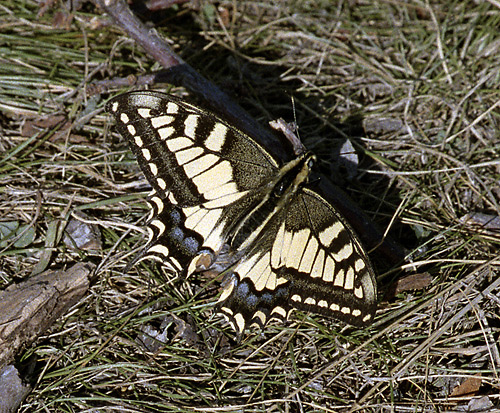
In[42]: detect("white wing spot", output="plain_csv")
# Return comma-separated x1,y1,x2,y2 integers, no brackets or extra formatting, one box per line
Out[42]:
217,275,236,303
111,102,118,112
203,221,226,253
158,126,176,140
190,160,232,186
203,181,238,201
166,136,192,151
344,267,355,290
184,114,199,138
149,162,158,176
169,257,183,272
221,307,233,316
253,311,267,325
323,256,335,283
291,294,302,303
271,306,287,318
234,313,246,334
330,303,340,311
319,221,342,246
334,242,353,261
183,206,205,224
137,108,151,118
182,153,218,177
203,190,247,209
341,306,351,314
205,123,228,151
120,113,129,123
281,229,294,267
276,277,288,286
318,300,328,308
304,297,316,305
134,136,143,147
127,125,136,135
185,208,222,241
168,192,177,204
265,271,276,290
151,115,174,128
298,236,318,274
286,229,310,269
166,102,179,114
175,146,204,166
156,178,167,190
355,258,366,272
142,148,151,161
352,309,362,317
148,244,170,258
271,222,286,268
232,254,258,281
250,253,272,291
334,268,345,287
354,285,364,299
311,249,325,279
150,219,166,236
150,196,164,214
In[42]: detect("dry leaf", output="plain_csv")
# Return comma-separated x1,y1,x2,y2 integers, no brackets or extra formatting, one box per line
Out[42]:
450,375,482,397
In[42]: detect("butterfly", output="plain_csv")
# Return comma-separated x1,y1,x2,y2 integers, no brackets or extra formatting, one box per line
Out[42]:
107,91,377,335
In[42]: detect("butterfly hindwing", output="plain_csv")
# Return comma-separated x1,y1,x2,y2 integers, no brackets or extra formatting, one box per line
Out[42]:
107,91,377,335
218,188,376,334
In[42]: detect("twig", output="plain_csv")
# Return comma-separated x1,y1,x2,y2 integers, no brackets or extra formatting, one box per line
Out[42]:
93,0,288,161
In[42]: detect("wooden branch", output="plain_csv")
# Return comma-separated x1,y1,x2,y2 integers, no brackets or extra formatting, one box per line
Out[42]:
0,262,93,370
94,0,289,161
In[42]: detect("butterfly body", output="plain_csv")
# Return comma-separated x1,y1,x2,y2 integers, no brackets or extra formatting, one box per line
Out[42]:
107,91,377,335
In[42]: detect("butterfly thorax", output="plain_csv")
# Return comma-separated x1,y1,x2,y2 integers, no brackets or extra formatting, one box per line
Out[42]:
228,152,315,253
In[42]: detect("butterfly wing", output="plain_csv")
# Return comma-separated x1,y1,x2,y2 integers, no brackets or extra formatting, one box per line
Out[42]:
107,91,279,271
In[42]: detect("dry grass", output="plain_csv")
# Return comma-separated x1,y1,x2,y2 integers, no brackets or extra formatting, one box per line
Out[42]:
1,0,499,411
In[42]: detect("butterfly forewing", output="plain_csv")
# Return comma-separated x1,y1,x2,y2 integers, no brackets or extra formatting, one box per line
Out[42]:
108,92,278,269
107,91,377,335
285,188,376,324
108,92,278,206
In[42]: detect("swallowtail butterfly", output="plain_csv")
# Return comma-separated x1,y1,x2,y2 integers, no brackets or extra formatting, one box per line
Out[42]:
107,91,377,335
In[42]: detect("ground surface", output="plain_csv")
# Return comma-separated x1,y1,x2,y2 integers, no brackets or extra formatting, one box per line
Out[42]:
0,1,499,411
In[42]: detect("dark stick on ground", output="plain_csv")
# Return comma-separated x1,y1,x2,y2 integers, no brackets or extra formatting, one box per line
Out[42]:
93,0,288,161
